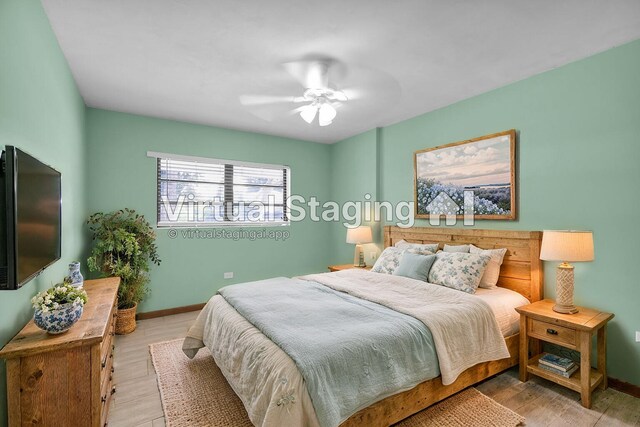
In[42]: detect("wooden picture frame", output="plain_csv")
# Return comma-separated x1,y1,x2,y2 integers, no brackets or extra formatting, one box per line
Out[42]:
414,129,516,220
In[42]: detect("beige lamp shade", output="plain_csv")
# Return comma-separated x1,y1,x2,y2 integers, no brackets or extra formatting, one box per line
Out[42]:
346,226,373,244
540,230,594,262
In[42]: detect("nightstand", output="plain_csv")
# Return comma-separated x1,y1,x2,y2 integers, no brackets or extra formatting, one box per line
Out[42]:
328,264,372,272
515,299,614,409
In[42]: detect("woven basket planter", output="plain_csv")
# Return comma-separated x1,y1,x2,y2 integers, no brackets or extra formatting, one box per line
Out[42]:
115,303,138,335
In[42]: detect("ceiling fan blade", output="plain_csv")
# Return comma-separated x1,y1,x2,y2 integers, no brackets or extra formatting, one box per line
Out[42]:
337,87,363,101
326,90,348,102
239,94,302,106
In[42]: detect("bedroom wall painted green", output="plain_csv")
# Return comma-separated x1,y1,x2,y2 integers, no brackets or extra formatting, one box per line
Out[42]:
0,0,87,424
86,109,333,313
329,129,379,264
331,39,640,386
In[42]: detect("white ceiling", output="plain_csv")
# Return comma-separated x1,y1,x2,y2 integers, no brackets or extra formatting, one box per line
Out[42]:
41,0,640,144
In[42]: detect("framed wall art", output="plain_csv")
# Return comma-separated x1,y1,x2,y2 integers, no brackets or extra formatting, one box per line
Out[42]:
414,129,516,220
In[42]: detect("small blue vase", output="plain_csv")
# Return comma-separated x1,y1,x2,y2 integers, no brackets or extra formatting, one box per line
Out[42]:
68,262,84,288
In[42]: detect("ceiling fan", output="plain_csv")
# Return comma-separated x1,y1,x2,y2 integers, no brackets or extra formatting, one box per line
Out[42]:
239,58,352,127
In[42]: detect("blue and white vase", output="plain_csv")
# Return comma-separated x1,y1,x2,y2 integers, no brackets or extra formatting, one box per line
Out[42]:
34,303,84,334
67,262,84,288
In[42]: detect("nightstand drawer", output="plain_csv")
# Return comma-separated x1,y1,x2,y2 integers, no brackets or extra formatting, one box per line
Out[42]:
528,319,577,348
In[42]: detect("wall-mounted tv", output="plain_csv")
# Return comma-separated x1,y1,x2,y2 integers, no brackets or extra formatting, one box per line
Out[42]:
0,146,61,290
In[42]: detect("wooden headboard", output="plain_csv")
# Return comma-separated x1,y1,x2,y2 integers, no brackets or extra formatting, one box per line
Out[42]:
384,226,544,302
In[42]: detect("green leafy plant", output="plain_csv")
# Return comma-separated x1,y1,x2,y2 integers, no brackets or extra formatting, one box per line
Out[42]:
31,282,88,312
87,209,161,309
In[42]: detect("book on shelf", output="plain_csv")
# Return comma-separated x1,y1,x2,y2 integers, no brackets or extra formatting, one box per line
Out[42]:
538,362,579,378
539,358,576,372
538,353,576,372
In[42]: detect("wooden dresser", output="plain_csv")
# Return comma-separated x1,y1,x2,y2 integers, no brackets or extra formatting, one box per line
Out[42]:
0,277,120,427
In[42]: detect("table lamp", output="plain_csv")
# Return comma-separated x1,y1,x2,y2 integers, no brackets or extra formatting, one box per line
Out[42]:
346,226,373,267
540,230,594,314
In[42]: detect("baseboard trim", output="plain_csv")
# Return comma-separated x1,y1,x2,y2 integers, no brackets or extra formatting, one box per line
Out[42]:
609,377,640,398
136,303,206,320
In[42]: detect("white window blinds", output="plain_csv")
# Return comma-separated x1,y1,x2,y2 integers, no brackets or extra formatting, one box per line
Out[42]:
150,152,290,227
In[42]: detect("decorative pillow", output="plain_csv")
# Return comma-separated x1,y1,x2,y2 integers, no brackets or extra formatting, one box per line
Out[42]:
371,247,406,274
395,239,438,254
393,253,437,282
443,244,470,253
427,252,491,293
469,245,508,289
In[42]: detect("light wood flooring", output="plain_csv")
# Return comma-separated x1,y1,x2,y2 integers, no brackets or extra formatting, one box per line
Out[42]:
109,311,640,427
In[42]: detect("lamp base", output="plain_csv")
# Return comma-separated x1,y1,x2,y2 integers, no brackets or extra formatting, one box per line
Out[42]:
353,244,366,267
552,303,579,314
553,262,579,314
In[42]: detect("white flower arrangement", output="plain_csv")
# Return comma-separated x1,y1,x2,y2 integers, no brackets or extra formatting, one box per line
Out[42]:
31,282,88,313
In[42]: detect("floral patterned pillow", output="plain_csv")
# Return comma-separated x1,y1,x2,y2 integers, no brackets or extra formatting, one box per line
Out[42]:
427,252,491,293
394,240,439,255
371,247,407,274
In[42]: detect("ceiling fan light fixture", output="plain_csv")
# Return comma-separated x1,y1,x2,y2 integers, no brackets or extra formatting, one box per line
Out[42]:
318,102,337,126
300,104,318,124
241,57,353,127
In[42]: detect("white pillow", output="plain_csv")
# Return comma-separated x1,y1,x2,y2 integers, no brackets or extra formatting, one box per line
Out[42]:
469,245,508,289
394,239,438,254
443,244,470,253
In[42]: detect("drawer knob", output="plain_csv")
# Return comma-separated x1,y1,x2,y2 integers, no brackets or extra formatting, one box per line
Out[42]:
101,360,106,369
546,328,558,335
111,367,115,374
101,395,107,403
111,386,117,395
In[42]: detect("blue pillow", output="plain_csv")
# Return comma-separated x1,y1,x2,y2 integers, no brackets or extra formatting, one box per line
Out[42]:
393,252,437,282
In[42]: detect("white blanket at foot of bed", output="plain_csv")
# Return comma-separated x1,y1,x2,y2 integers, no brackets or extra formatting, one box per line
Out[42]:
183,295,321,427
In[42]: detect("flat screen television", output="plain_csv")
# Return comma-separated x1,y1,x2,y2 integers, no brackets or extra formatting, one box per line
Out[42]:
0,146,61,290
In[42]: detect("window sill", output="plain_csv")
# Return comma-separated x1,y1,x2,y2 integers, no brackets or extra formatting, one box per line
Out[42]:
156,222,290,228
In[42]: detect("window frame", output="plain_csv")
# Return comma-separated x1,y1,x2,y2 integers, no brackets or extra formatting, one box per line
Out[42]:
149,151,291,228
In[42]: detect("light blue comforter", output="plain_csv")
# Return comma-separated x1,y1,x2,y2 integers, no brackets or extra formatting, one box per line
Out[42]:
218,277,439,427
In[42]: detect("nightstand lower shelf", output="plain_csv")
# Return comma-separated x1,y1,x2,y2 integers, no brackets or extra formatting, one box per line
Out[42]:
527,353,604,393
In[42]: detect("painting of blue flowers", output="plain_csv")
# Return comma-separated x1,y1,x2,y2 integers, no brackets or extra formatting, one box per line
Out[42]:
414,130,516,220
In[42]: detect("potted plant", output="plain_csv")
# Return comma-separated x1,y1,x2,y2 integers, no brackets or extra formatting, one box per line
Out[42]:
31,281,88,334
87,209,161,334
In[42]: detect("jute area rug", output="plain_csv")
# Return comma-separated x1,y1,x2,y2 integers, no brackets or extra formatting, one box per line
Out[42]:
149,339,525,427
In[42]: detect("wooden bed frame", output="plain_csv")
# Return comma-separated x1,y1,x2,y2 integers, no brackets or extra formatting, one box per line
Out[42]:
340,226,544,427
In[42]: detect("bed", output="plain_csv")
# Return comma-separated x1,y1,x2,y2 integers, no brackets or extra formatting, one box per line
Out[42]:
183,227,543,427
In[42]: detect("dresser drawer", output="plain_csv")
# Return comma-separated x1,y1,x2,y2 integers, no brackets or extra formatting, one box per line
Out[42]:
100,341,115,388
101,303,116,358
101,329,114,361
100,374,116,427
528,319,577,348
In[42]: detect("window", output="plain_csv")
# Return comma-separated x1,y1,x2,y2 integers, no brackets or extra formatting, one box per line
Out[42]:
151,152,290,227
